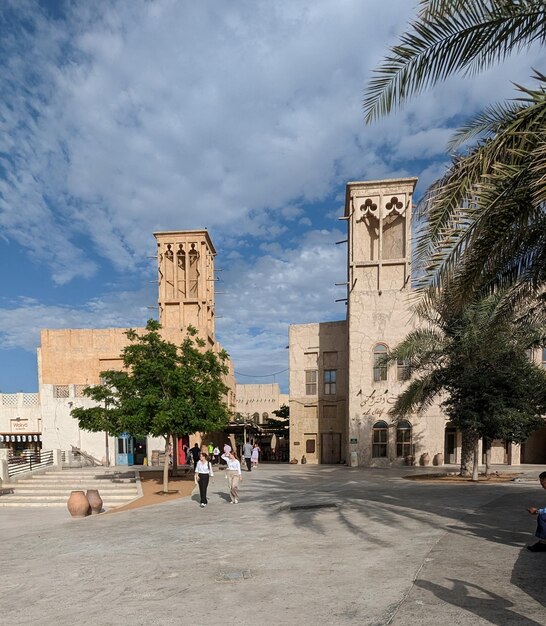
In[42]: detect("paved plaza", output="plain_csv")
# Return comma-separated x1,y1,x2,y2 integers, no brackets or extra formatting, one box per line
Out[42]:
1,465,546,625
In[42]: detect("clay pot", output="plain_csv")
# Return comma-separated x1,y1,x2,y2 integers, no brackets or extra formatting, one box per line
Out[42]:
67,490,90,518
433,453,444,466
86,489,103,515
420,452,430,466
405,455,414,466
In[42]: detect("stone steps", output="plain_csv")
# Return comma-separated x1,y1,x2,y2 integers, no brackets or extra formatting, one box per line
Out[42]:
0,499,134,508
0,467,140,509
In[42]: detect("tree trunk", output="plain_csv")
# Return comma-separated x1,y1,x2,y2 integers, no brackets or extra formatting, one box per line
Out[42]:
162,435,171,493
460,429,476,477
484,439,491,476
172,434,178,476
472,437,479,482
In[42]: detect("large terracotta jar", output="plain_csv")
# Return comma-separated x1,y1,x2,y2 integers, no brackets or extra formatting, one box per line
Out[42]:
67,491,90,518
420,452,430,466
433,453,444,466
86,489,103,515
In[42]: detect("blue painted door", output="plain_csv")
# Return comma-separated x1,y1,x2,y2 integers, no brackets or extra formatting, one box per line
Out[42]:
116,433,134,465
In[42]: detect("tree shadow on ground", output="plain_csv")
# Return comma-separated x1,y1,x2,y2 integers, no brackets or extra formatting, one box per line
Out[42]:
242,467,545,605
415,579,544,626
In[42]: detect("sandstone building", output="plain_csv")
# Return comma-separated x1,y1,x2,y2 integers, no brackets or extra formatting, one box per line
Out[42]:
289,178,546,466
37,229,235,465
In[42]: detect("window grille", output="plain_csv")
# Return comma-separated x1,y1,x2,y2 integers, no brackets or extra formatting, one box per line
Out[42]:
1,394,17,407
22,393,39,406
53,385,70,398
74,385,87,398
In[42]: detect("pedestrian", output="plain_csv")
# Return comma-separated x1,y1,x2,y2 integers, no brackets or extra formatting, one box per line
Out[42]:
194,452,214,508
208,442,214,457
527,471,546,552
251,443,260,468
213,445,220,465
220,441,231,466
190,443,201,470
182,444,190,465
242,438,253,472
221,449,242,503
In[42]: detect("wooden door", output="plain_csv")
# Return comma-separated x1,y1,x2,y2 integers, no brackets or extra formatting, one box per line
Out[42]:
321,433,341,464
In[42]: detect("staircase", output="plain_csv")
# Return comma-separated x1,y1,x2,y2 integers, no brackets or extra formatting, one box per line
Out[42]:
0,467,140,509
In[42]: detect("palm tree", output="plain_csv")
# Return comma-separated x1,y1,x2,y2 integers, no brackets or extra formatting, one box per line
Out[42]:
414,75,546,309
364,0,546,121
363,1,546,306
385,290,546,480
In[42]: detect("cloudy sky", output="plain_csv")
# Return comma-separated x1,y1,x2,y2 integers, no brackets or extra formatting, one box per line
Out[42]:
0,0,542,393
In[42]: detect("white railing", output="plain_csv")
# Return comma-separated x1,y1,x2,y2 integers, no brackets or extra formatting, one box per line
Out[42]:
7,450,54,477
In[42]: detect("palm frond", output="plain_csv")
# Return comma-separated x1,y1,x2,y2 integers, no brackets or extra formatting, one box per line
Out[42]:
364,0,546,121
388,371,445,418
414,78,546,302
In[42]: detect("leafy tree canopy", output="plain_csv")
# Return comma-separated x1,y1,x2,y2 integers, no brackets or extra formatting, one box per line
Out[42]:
387,291,546,445
71,320,231,439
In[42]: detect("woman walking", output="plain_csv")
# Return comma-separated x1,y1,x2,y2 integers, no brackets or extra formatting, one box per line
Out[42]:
221,449,242,503
194,452,214,508
251,443,260,468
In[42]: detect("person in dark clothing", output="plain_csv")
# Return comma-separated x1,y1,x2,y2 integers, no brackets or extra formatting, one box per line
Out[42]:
242,439,253,472
527,471,546,552
190,443,201,470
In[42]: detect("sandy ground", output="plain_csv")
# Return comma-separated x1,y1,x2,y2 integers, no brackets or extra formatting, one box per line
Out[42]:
108,469,196,513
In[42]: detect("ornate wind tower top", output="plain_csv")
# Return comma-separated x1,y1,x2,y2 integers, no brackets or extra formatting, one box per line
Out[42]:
154,230,216,346
345,178,417,293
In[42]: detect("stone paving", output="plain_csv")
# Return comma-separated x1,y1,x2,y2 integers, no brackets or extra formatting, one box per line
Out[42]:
1,464,545,625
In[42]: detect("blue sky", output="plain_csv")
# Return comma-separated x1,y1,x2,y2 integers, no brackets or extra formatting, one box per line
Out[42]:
0,0,542,393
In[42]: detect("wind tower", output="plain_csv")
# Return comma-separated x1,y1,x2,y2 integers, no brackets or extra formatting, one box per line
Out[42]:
154,230,217,346
344,178,418,465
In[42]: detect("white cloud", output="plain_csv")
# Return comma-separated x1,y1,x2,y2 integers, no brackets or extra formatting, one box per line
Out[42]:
0,288,152,351
216,227,347,389
2,0,545,390
3,0,541,284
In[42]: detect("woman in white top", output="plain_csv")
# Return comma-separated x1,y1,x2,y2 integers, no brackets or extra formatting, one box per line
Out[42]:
251,443,260,468
195,452,214,507
221,450,242,503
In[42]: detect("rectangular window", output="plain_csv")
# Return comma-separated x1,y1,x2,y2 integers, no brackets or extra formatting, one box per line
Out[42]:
396,358,411,381
373,359,387,382
372,428,388,458
306,439,316,454
305,370,317,395
396,430,412,457
324,369,336,395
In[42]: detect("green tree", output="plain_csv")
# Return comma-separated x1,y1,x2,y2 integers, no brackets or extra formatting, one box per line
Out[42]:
386,292,546,479
364,1,546,307
71,320,231,492
268,403,290,435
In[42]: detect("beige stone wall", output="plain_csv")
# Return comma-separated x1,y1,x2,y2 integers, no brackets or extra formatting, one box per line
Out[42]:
235,383,287,424
289,321,348,464
40,327,141,385
37,229,235,464
288,178,525,467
